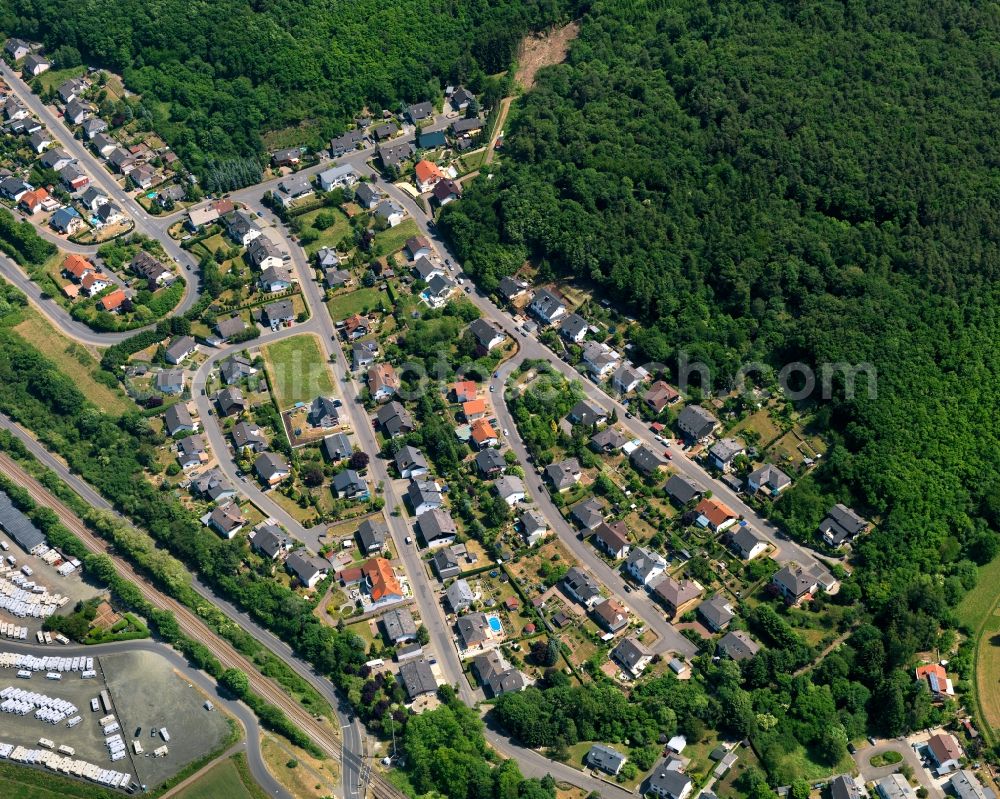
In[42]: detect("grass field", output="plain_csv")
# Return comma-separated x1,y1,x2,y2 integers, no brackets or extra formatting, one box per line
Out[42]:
297,207,351,256
374,218,419,256
36,64,86,93
262,334,335,410
956,556,1000,741
260,734,338,799
176,755,261,799
12,308,132,414
326,287,387,320
0,761,123,798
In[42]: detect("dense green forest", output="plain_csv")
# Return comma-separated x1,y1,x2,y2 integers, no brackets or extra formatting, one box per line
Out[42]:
441,0,1000,598
2,0,580,185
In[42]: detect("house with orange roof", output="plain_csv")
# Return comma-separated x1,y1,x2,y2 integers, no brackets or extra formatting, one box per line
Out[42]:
362,556,404,608
367,362,399,402
452,381,477,403
694,497,738,532
414,160,445,193
19,187,52,214
915,663,955,697
462,398,487,421
62,253,94,282
80,271,112,296
99,288,127,313
471,418,498,449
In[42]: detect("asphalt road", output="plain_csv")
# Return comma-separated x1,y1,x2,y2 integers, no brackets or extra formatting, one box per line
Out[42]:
0,638,290,798
854,739,943,799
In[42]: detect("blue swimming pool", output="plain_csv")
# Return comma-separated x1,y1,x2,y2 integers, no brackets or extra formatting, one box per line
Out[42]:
487,615,503,634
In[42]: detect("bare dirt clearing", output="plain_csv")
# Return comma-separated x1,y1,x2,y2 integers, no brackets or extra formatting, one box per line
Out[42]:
516,21,580,90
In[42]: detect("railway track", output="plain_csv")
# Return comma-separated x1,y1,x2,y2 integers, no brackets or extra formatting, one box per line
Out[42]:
0,452,408,799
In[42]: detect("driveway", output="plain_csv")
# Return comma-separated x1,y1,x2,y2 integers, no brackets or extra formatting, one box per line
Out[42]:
853,739,944,799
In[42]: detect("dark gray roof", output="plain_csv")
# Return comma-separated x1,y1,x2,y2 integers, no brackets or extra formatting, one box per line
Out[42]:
357,518,388,552
569,400,605,426
570,497,604,529
254,451,289,481
406,101,433,121
563,566,601,603
322,432,353,461
819,503,869,545
399,658,437,699
252,524,288,559
164,403,194,434
417,509,456,543
665,474,702,505
717,630,760,661
647,763,693,799
382,607,417,642
0,492,45,551
475,448,505,475
698,595,735,630
831,776,861,799
677,404,719,441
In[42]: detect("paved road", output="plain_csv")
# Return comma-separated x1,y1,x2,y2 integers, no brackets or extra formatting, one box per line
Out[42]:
0,633,290,797
490,360,696,659
854,739,943,798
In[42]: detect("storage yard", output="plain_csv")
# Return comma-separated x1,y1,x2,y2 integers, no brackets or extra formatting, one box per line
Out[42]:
0,648,229,791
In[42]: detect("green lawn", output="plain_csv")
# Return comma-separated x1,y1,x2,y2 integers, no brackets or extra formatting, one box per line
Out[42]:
298,207,351,256
956,555,1000,744
36,65,86,93
175,756,261,799
0,761,122,798
326,287,388,321
373,218,420,256
262,334,335,410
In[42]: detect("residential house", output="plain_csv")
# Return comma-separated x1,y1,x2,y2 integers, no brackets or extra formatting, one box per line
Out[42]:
498,276,528,303
324,265,351,289
528,288,567,326
307,396,340,429
947,771,987,799
58,162,89,192
131,251,173,286
646,761,693,799
545,458,582,492
708,438,745,472
378,140,414,168
876,774,917,799
612,362,647,395
446,579,475,613
417,508,457,548
468,319,505,353
80,271,111,297
251,524,289,560
271,147,301,168
4,38,30,61
563,566,602,608
92,133,118,158
262,299,295,327
717,630,760,661
694,497,738,532
588,744,628,777
568,400,607,427
317,164,358,191
81,186,109,212
162,336,196,366
108,147,136,175
476,448,505,478
164,403,197,436
559,313,588,343
927,732,964,775
382,607,417,644
352,340,379,370
625,547,667,586
176,435,208,470
399,659,437,701
819,504,870,546
581,341,621,378
376,401,414,437
367,363,399,402
413,256,442,282
62,254,94,282
612,637,653,678
95,202,125,227
332,469,368,500
342,313,369,340
747,464,792,497
28,129,52,154
354,182,383,209
424,273,456,307
248,235,285,273
652,575,704,618
630,446,666,477
450,87,475,111
80,117,107,139
915,663,955,697
222,211,262,247
322,433,353,462
128,164,155,190
644,381,680,412
395,445,429,479
285,550,328,589
362,557,403,607
456,612,492,650
451,380,478,403
275,174,314,207
407,479,443,516
664,474,702,507
451,116,484,135
677,405,720,443
49,206,83,234
40,148,73,172
494,475,526,506
830,776,861,799
405,235,432,261
254,452,290,486
592,521,631,560
375,199,405,227
22,52,50,75
214,315,247,343
155,369,186,396
470,418,499,449
329,129,364,157
406,101,433,123
99,288,127,313
208,502,245,539
193,469,236,503
590,427,628,453
728,526,768,560
592,597,629,633
462,398,488,422
698,595,735,632
417,127,446,149
771,564,820,606
414,160,445,193
432,547,461,580
432,178,462,205
0,177,30,202
63,97,91,125
570,497,605,531
519,510,548,546
219,355,256,385
232,421,267,452
472,650,526,697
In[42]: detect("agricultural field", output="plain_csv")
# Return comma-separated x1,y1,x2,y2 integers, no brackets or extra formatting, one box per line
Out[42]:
262,334,335,410
175,755,263,799
957,556,1000,737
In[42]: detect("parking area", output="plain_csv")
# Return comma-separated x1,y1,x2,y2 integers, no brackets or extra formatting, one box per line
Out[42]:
0,648,229,790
